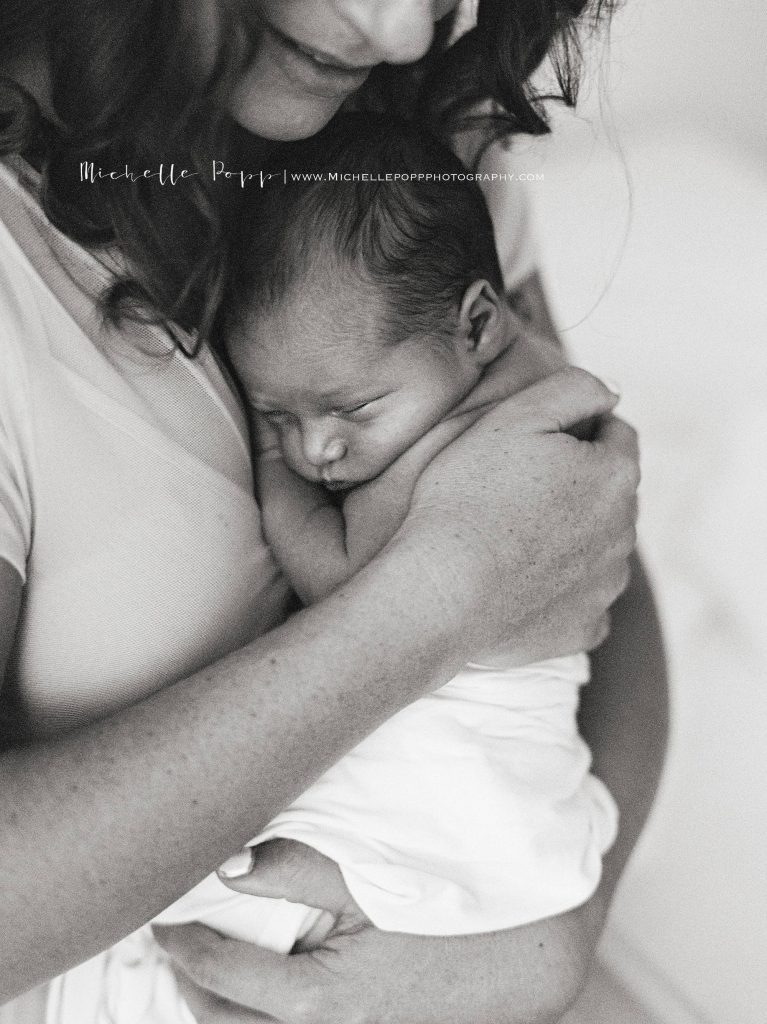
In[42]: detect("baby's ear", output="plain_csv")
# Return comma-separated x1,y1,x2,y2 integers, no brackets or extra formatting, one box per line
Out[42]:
457,280,510,366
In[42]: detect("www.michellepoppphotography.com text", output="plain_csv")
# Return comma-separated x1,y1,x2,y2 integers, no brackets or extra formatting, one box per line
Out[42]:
79,161,543,189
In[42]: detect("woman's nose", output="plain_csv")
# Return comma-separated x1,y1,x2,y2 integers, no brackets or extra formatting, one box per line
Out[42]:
302,425,348,467
336,0,437,65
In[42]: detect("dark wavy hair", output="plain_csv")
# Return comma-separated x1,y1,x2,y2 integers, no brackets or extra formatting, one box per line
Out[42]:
0,0,616,353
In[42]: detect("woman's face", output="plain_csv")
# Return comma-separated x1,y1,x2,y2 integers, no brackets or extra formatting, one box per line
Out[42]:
201,1,461,139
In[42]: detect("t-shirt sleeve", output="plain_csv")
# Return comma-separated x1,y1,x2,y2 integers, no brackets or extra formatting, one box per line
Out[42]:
0,254,35,581
480,143,539,292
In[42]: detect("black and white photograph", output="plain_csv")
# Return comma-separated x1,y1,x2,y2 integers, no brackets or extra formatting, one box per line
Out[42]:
0,2,764,1023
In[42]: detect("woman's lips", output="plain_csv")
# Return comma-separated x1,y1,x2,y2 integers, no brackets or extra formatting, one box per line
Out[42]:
263,23,373,98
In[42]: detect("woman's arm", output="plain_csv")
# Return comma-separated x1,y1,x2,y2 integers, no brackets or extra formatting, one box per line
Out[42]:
0,368,637,1003
155,643,667,1024
157,865,610,1024
0,558,22,693
582,552,669,895
152,470,667,1024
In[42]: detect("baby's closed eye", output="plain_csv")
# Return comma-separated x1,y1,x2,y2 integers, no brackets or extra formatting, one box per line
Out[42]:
333,396,388,421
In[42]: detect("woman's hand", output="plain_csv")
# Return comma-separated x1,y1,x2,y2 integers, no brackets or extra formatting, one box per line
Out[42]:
154,840,604,1024
392,365,638,666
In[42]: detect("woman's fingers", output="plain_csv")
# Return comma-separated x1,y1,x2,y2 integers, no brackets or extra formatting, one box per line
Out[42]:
585,611,612,651
217,840,364,921
155,901,601,1024
592,412,641,485
499,366,620,433
175,970,272,1024
153,922,319,1020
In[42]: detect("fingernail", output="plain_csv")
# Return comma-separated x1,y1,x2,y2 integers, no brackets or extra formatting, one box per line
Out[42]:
217,848,255,879
603,377,621,398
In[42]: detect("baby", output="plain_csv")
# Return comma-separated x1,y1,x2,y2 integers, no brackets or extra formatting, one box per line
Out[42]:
183,112,618,940
49,116,618,1024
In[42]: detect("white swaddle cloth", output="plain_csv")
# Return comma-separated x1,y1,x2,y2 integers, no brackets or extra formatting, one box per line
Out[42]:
46,654,618,1024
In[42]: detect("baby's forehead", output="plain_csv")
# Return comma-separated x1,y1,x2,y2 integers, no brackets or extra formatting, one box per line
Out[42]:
231,290,391,401
253,273,391,356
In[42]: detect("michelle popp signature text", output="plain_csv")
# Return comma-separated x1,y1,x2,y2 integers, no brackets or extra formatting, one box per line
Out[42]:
79,162,281,189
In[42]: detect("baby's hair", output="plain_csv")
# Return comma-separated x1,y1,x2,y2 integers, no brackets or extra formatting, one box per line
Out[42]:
226,113,505,347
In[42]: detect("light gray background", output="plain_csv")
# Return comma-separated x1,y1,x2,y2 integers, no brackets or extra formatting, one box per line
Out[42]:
502,3,766,1021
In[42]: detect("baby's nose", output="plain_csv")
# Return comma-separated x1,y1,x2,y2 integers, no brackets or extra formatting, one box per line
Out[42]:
303,430,348,467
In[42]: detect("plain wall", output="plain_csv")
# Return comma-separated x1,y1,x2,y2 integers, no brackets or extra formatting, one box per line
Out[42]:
506,3,767,1021
576,0,767,159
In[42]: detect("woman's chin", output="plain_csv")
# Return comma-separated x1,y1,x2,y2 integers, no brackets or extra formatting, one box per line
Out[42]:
230,85,345,141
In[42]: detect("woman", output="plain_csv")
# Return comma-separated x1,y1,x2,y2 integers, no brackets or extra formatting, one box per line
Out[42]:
0,2,666,1022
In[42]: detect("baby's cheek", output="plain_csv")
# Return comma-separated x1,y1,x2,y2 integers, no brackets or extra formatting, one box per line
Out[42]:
281,433,310,477
359,422,418,473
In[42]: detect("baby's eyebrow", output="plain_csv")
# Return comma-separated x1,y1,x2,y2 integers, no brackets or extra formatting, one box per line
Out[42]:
313,385,378,404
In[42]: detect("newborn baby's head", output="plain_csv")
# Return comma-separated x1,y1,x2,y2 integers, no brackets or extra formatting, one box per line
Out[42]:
225,114,512,489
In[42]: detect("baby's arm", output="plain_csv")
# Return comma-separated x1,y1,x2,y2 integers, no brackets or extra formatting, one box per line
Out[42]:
256,449,351,605
256,410,483,606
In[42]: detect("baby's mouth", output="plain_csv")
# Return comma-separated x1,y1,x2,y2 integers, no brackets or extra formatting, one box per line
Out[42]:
322,478,353,493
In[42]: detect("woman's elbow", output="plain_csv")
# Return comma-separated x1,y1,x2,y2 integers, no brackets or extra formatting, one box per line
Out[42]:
518,896,608,1024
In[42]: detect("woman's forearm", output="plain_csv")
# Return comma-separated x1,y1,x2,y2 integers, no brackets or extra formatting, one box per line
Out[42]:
0,533,473,1001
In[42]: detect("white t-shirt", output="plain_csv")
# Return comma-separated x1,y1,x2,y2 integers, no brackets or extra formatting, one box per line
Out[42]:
0,158,292,740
